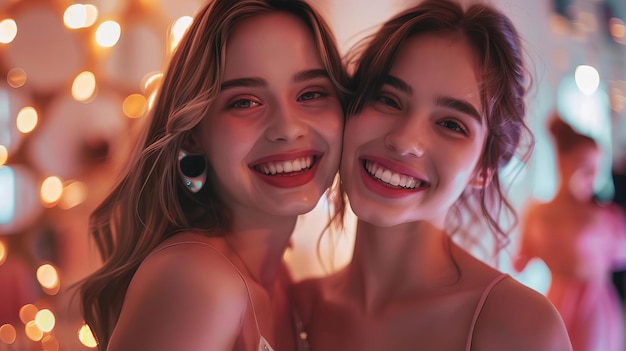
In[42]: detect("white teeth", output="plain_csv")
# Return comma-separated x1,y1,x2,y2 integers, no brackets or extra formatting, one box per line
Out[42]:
284,162,293,172
375,168,384,179
256,157,314,175
365,160,421,189
399,175,407,187
381,169,392,183
390,173,400,186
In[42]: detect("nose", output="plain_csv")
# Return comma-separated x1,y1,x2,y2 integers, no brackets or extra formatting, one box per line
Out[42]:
384,121,426,158
264,103,307,142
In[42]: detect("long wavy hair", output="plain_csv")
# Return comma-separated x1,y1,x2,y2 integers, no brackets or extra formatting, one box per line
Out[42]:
78,0,348,348
345,0,533,255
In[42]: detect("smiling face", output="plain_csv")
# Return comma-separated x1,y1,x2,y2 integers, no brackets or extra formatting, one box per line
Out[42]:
194,12,343,220
341,33,489,228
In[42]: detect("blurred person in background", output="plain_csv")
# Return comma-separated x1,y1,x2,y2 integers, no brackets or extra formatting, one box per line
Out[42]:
515,114,626,351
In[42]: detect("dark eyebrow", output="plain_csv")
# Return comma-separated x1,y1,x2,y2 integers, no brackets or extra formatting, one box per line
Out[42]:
293,69,330,83
220,69,329,91
383,75,481,123
220,77,266,91
436,96,482,124
383,75,413,95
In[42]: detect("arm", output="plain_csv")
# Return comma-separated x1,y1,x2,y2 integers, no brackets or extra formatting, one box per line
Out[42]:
107,244,248,351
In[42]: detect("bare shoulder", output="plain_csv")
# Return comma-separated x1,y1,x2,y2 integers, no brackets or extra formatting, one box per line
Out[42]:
472,275,572,351
108,233,248,351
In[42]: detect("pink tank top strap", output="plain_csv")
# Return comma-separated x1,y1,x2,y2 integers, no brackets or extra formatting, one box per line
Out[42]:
465,273,509,351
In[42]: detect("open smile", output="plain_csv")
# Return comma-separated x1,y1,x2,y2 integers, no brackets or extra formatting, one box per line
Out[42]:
252,156,316,175
249,153,321,188
363,160,426,189
359,158,430,197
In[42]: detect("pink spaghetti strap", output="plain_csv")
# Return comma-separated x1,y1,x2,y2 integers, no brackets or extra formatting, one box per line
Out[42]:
465,273,509,351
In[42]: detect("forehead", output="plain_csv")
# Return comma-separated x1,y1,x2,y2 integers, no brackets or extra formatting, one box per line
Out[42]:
388,33,482,110
223,12,323,80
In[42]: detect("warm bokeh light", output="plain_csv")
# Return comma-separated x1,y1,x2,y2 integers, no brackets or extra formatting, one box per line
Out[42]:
0,324,16,344
35,309,55,333
550,13,569,36
19,304,39,325
169,16,193,51
95,20,121,47
0,145,7,166
123,93,147,118
78,323,97,348
610,86,625,112
64,4,87,29
72,71,97,102
42,334,60,351
41,176,63,205
59,180,88,209
25,320,43,341
7,67,27,88
36,263,60,290
609,17,625,41
0,240,6,266
64,4,99,29
574,65,600,95
84,5,99,27
16,106,38,134
0,19,17,44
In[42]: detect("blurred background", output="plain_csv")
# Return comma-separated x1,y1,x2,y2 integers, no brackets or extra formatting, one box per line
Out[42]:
0,0,624,349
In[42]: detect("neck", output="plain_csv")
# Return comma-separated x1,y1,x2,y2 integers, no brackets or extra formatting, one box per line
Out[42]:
346,219,460,312
225,214,298,288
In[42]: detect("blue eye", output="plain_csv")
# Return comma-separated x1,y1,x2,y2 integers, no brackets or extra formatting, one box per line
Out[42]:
230,99,260,109
298,91,327,101
438,120,468,135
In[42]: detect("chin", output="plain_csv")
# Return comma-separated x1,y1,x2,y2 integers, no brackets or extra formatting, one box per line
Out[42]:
350,206,402,228
279,199,320,216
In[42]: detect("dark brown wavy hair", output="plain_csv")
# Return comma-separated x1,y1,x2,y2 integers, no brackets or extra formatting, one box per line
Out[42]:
78,0,348,348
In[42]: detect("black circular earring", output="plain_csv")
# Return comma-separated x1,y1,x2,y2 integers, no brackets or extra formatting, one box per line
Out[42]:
178,150,207,193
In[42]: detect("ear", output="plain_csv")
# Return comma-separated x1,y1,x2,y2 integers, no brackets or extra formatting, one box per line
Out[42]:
181,130,204,155
469,167,494,189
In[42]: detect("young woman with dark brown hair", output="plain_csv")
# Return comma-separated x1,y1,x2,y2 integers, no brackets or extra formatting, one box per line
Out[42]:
295,1,572,350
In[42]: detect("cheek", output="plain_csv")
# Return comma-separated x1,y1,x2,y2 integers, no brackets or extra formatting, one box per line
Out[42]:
341,122,365,163
438,144,482,185
321,115,344,151
205,118,253,151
